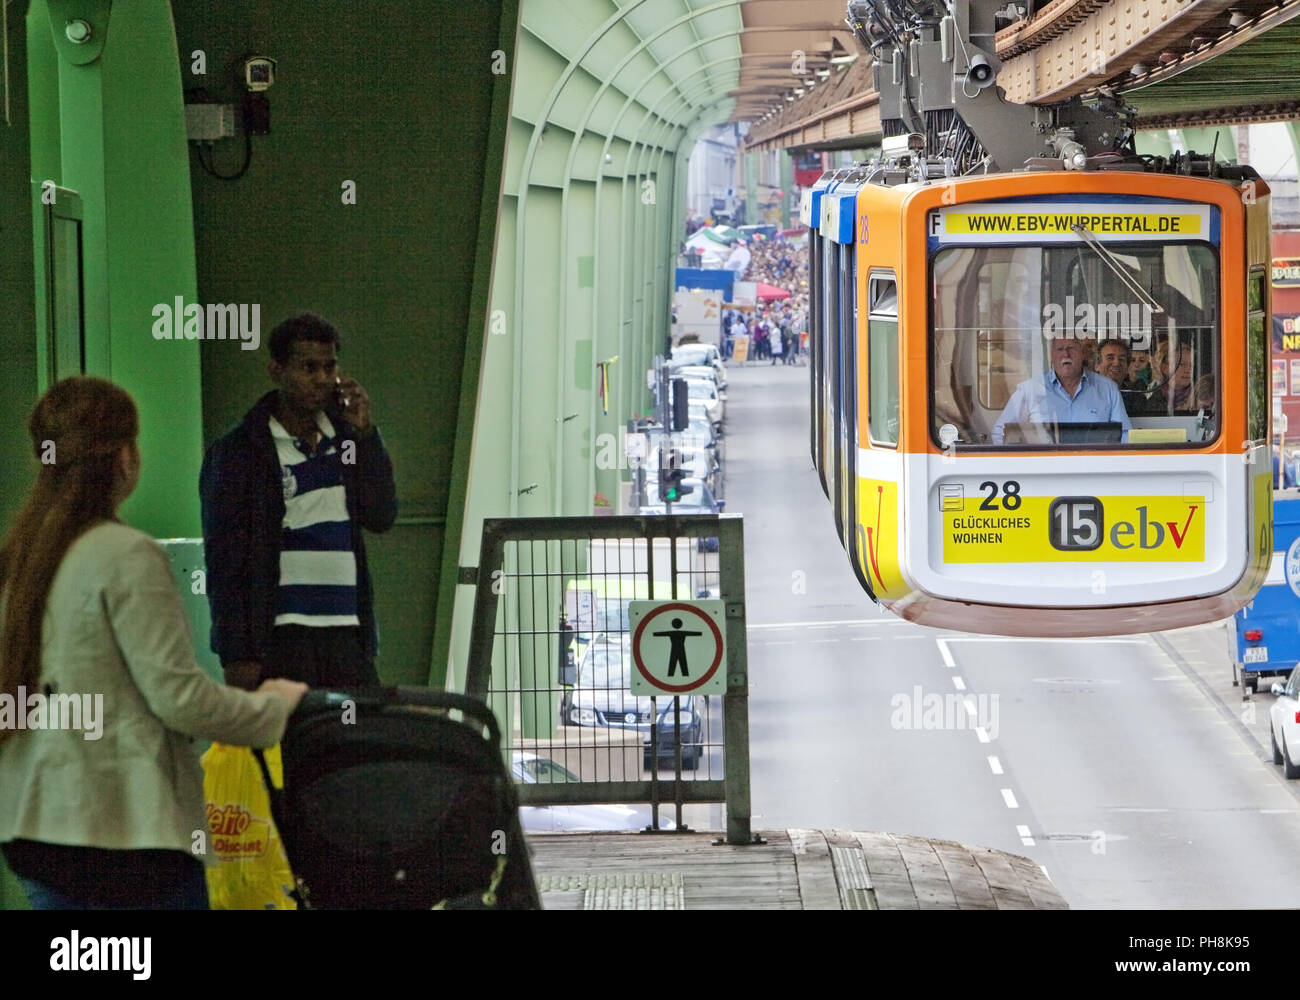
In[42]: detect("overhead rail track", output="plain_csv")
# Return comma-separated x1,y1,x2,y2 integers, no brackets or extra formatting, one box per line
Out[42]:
746,0,1300,152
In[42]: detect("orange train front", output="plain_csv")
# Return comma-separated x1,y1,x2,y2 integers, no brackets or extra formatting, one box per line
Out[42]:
804,163,1273,637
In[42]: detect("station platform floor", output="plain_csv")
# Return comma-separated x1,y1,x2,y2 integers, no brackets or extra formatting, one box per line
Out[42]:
527,828,1068,910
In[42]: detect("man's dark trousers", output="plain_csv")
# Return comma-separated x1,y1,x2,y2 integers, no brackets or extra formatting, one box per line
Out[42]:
262,625,381,688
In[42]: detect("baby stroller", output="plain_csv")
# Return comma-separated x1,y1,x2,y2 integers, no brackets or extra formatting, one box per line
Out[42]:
254,687,540,909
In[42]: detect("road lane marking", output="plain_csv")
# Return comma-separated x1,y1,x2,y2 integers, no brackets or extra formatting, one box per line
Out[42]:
988,756,1003,775
975,726,991,743
1001,788,1019,809
1017,824,1035,846
953,676,967,691
936,639,955,667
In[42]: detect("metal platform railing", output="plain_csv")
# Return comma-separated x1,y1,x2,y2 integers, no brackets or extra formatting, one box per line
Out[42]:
464,514,752,844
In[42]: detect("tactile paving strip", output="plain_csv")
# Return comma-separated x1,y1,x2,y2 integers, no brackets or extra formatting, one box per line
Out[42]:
537,873,685,910
831,845,877,910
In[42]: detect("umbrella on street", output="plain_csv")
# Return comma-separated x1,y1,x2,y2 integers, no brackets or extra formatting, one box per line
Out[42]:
754,282,792,301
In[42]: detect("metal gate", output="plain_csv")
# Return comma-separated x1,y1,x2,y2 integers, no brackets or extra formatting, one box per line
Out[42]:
464,514,751,843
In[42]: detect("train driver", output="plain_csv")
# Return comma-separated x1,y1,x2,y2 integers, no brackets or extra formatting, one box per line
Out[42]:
990,336,1132,445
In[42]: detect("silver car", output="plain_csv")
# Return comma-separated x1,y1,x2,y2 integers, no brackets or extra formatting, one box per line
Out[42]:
1270,665,1300,779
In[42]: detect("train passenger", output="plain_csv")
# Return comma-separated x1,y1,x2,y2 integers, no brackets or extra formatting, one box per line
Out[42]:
990,337,1131,445
1140,338,1197,414
1096,337,1150,416
0,377,307,909
1128,347,1152,388
1095,338,1130,386
200,313,398,692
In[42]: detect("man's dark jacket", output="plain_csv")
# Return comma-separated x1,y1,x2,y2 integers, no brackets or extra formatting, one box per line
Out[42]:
199,390,398,667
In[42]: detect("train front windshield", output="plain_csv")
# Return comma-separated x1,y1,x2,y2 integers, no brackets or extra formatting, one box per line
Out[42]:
930,240,1219,449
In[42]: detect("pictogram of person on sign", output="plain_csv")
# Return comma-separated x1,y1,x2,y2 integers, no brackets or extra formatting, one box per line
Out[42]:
653,617,702,676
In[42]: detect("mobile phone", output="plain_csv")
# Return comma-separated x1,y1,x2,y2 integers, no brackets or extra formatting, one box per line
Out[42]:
334,377,350,409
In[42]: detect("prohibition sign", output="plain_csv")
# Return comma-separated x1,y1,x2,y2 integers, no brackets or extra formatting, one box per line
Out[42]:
629,601,725,695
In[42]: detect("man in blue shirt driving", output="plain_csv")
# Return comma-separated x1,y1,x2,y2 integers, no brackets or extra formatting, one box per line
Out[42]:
991,337,1131,445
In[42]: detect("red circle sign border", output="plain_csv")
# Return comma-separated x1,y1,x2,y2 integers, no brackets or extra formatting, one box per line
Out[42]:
631,602,724,694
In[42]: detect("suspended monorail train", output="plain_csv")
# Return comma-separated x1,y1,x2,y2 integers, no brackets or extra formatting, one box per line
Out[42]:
804,156,1273,636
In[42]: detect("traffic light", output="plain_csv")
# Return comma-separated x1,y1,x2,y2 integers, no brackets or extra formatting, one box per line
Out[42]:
671,378,690,432
659,448,694,502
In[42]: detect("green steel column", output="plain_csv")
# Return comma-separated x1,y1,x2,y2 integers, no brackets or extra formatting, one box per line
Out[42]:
779,149,794,229
1285,122,1300,175
28,0,200,538
430,0,519,689
743,147,758,227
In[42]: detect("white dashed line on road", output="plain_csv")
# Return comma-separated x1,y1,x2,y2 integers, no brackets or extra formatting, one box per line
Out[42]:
988,756,1003,775
975,726,991,743
1001,788,1019,809
1017,824,1035,846
953,676,967,691
936,639,955,667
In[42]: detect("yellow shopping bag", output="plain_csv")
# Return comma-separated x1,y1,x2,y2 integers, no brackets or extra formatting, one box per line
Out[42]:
200,742,297,910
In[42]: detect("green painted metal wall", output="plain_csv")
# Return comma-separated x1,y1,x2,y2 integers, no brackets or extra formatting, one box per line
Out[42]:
445,0,741,728
0,0,518,906
25,0,202,537
173,0,519,687
0,0,37,912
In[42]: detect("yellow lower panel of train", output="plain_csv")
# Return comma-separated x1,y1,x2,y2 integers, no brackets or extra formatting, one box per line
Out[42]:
941,494,1206,563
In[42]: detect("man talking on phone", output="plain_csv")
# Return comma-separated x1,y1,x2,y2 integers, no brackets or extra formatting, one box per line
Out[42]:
200,313,398,690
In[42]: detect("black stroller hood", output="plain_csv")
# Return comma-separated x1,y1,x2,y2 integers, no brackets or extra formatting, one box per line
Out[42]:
257,688,540,909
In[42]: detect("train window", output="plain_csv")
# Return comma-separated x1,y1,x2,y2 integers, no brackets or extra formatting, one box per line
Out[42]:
1247,267,1267,443
868,275,899,447
931,242,1219,448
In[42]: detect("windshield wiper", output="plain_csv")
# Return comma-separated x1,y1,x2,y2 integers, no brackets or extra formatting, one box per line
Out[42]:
1069,224,1166,316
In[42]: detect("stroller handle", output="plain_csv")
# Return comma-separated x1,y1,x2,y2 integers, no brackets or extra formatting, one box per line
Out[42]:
290,687,502,748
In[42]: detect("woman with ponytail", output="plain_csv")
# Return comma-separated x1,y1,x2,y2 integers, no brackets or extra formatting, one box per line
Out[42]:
0,377,307,909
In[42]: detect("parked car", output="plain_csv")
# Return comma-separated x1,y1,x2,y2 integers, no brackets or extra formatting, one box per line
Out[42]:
681,377,724,425
1269,665,1300,779
670,343,726,383
511,752,675,831
566,636,704,769
671,363,726,391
